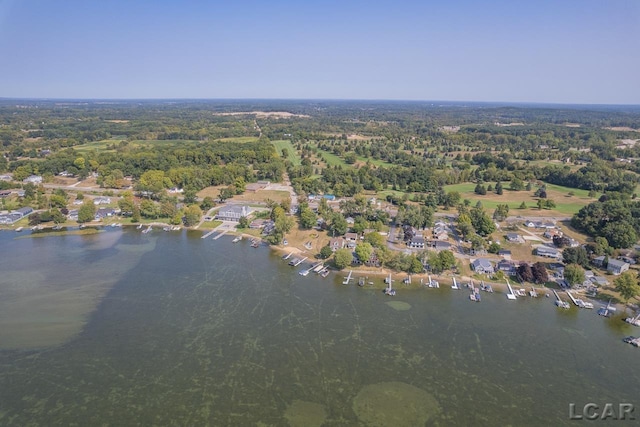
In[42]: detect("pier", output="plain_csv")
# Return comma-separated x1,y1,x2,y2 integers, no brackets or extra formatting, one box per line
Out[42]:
213,230,228,240
342,270,353,285
201,229,217,239
552,290,570,309
282,252,292,260
292,256,307,267
506,280,517,300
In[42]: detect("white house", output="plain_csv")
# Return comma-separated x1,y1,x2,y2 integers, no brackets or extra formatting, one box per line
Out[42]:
607,259,630,276
23,175,43,184
216,205,253,222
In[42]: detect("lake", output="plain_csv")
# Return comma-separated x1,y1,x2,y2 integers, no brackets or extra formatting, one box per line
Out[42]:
0,229,638,426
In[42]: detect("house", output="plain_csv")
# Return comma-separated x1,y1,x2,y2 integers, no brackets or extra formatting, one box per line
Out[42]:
216,205,253,222
592,256,606,268
0,174,12,181
471,258,494,274
262,221,276,235
58,170,74,177
246,182,269,192
95,207,115,220
93,196,111,205
498,249,512,259
497,259,516,274
329,237,345,252
346,216,355,225
16,206,33,217
591,276,609,286
433,241,452,251
543,229,560,239
407,236,426,249
403,225,422,242
525,221,538,228
23,175,43,184
68,209,79,221
345,232,358,248
364,251,381,267
607,259,630,275
0,190,11,198
168,187,184,194
506,233,524,243
535,246,561,259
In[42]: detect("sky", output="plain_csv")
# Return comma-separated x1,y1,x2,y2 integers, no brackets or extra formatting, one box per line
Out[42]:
0,0,638,104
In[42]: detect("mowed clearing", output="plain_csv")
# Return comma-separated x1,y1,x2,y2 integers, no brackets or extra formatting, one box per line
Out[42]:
271,140,302,166
443,182,598,215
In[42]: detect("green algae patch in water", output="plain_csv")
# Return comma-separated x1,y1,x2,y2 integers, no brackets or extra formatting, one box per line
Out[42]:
385,301,411,311
353,382,440,427
283,400,327,427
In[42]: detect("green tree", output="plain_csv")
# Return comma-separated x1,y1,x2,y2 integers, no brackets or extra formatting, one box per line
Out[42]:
614,271,640,303
334,248,353,269
137,170,171,196
183,205,202,227
131,205,141,223
49,194,67,209
519,201,527,209
218,186,235,202
495,181,503,195
438,250,456,270
319,245,333,259
509,177,524,191
140,199,160,219
77,200,96,223
602,221,638,249
200,196,215,211
238,216,249,229
364,232,385,248
299,206,317,229
329,212,348,236
562,246,589,267
50,208,66,225
492,204,509,221
564,264,586,286
409,255,424,273
355,243,373,264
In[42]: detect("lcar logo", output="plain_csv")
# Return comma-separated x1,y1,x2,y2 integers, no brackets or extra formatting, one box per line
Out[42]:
569,403,635,421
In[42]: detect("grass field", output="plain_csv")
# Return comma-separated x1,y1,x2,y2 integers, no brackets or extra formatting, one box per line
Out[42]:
74,139,120,153
442,181,597,215
271,140,302,166
317,149,347,167
215,136,260,143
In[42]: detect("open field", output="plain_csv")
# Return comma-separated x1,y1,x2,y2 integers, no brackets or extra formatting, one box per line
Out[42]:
197,186,291,204
73,139,120,153
198,220,223,229
214,136,260,143
443,182,596,215
317,149,347,167
271,140,302,166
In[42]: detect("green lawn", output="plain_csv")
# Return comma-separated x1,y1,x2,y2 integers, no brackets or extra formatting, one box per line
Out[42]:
317,149,347,167
74,139,121,153
271,140,302,166
215,136,260,143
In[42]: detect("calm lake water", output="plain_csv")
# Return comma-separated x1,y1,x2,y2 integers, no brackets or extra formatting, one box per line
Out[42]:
0,229,638,426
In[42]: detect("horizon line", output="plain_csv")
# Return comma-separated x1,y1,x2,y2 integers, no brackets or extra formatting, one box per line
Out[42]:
1,97,639,108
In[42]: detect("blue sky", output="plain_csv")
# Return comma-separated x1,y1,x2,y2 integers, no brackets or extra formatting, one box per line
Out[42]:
0,0,638,103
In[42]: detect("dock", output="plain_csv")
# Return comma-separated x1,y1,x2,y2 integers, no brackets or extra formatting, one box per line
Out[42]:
384,273,396,295
282,252,292,260
552,290,570,309
567,291,594,309
342,270,353,285
506,280,517,300
292,256,307,267
427,275,439,288
311,262,324,273
452,277,460,290
213,230,228,240
201,229,217,239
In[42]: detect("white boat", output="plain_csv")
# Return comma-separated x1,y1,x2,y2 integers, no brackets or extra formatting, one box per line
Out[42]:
142,226,152,234
15,227,23,232
232,235,242,243
515,288,527,297
624,312,640,326
136,224,143,229
428,275,439,288
552,290,570,309
299,269,310,276
529,288,538,298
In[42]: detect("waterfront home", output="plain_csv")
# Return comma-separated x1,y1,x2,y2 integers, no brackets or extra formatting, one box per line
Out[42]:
408,236,426,249
592,256,606,268
23,175,43,184
497,259,516,275
535,246,561,259
16,206,33,217
506,233,524,243
345,232,358,248
330,237,345,252
498,249,512,259
95,208,116,220
68,209,79,221
249,219,268,229
471,258,495,274
216,205,253,222
606,259,630,276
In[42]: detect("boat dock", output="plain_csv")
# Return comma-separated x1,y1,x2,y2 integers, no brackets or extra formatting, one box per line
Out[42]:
213,230,228,240
290,256,307,267
624,312,640,326
343,270,353,285
552,290,570,309
311,262,324,273
384,273,396,296
282,252,292,260
452,277,460,290
506,280,517,300
427,275,440,288
201,229,217,239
